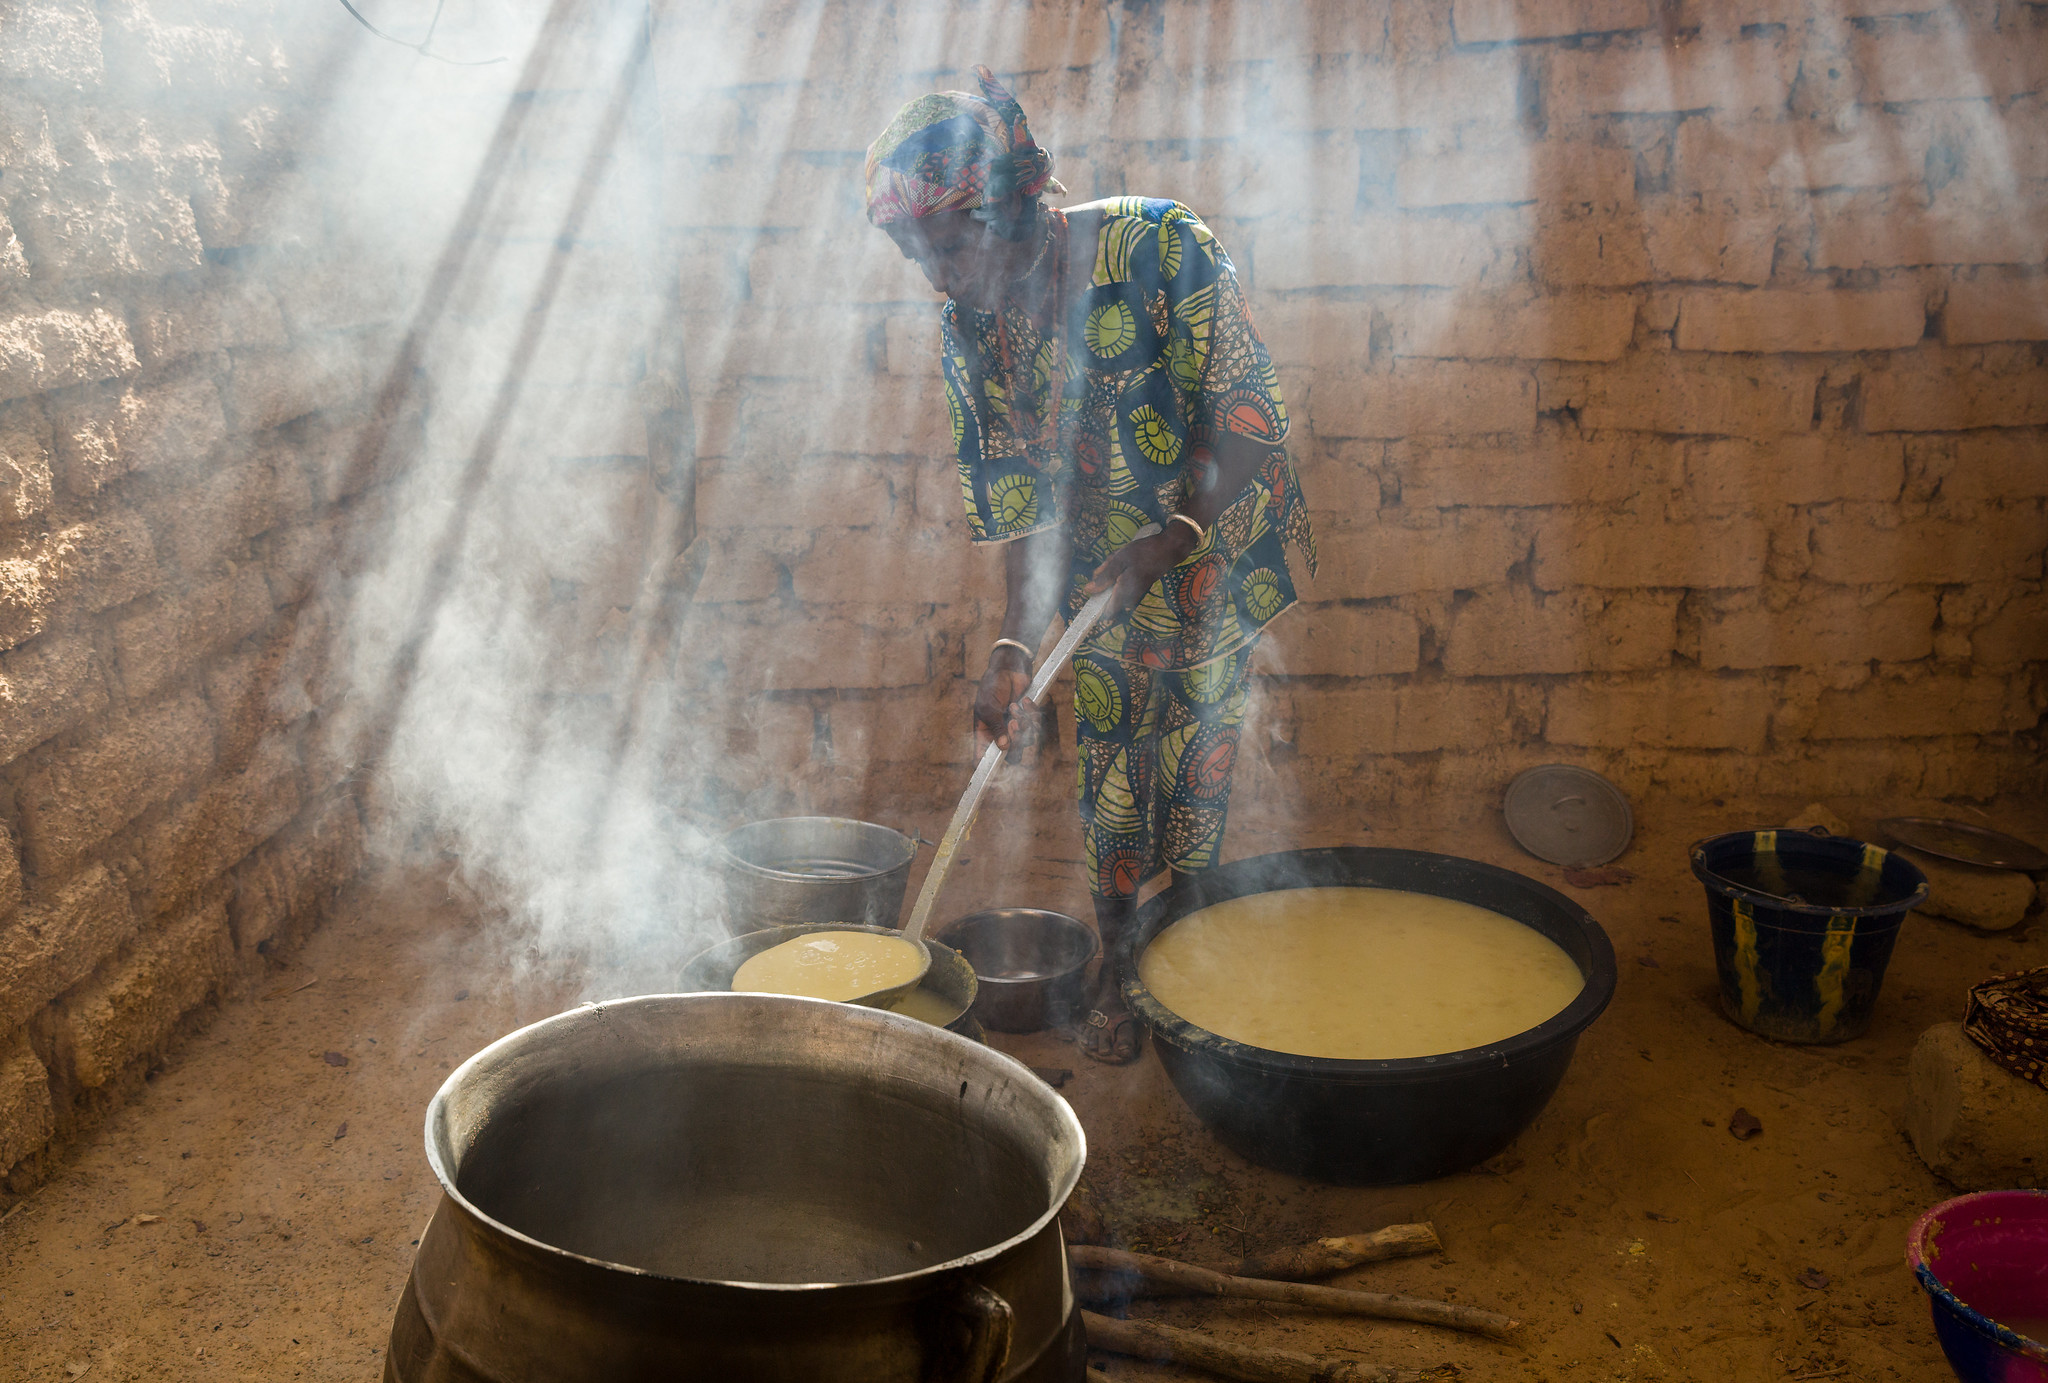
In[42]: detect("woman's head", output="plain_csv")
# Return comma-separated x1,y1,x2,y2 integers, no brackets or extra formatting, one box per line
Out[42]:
866,66,1063,311
881,200,1034,311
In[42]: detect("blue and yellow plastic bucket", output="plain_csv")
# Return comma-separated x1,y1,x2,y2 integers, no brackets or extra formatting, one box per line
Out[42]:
1691,826,1930,1044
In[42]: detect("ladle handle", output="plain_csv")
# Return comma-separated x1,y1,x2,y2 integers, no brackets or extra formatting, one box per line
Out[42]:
1019,587,1117,709
901,590,1116,944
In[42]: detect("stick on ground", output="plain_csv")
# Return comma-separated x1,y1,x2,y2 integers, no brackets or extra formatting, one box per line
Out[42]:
1070,1244,1518,1340
1239,1224,1442,1280
1083,1310,1457,1383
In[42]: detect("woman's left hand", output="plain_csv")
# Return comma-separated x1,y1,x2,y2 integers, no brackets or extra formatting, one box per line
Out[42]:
1083,525,1198,615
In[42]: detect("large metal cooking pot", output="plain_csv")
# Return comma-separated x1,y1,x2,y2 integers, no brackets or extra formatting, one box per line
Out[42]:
1119,847,1616,1185
719,817,919,935
385,994,1088,1382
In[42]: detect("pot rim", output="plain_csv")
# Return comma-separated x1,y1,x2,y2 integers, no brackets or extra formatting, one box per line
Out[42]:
1906,1188,2048,1362
1117,846,1617,1083
718,816,918,883
1689,828,1930,920
421,991,1084,1293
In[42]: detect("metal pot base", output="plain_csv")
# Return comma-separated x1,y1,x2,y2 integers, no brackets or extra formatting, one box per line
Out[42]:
386,1263,1089,1383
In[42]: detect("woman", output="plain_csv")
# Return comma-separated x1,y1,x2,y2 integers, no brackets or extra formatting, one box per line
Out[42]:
866,68,1316,1063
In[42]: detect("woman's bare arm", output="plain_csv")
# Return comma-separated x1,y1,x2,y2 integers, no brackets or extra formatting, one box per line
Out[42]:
976,523,1071,753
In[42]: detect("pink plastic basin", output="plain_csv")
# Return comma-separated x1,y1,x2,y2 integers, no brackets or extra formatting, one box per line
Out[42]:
1909,1189,2048,1383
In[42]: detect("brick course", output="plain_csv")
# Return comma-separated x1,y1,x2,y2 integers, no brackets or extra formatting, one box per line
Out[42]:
1392,291,1638,363
17,693,215,876
1691,588,1939,670
1807,508,2046,586
1547,673,1775,752
1442,588,1679,676
1451,0,1651,45
0,630,107,762
1810,673,2038,740
1534,512,1769,590
56,898,233,1089
137,739,304,919
1548,36,1798,119
226,794,365,959
1317,362,1538,438
1674,289,1927,354
1569,359,1817,435
1319,515,1526,597
0,865,137,1032
1261,604,1421,677
1862,360,2048,432
1944,279,2048,346
0,1034,53,1174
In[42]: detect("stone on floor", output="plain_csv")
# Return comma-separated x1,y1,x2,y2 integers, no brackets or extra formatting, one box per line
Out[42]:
1788,802,1853,838
1898,846,2038,931
1905,1021,2048,1190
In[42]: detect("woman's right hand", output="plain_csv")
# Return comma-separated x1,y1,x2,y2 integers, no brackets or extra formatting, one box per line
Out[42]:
973,657,1037,760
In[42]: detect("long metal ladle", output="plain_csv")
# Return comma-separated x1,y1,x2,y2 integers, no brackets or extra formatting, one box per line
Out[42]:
899,587,1118,949
761,590,1115,1011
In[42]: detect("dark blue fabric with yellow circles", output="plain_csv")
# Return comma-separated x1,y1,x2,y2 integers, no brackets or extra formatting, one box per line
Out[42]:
940,197,1316,676
937,198,1317,898
1072,641,1256,899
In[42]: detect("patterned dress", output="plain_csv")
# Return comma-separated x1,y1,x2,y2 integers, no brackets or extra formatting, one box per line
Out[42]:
942,197,1316,900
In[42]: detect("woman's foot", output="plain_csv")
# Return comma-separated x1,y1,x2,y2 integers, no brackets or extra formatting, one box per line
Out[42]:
1078,966,1141,1065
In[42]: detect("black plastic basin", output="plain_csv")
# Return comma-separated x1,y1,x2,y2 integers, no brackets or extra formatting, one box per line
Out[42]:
1117,847,1617,1185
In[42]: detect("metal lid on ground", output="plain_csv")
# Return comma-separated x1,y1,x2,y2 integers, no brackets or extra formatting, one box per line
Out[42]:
1877,817,2048,872
1503,765,1634,868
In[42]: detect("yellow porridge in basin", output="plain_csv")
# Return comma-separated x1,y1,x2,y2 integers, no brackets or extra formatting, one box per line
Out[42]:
1137,887,1584,1059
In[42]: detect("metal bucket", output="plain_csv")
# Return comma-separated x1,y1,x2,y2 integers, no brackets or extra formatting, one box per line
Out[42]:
719,817,919,935
385,993,1088,1382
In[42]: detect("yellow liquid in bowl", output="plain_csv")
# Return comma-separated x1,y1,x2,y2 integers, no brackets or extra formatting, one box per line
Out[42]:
732,931,925,1003
889,987,963,1027
1138,887,1585,1060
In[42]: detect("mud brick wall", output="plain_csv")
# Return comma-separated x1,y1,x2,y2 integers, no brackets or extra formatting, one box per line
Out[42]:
0,0,382,1185
662,0,2047,834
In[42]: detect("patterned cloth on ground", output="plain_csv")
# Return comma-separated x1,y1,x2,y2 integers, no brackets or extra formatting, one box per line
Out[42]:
864,65,1064,225
1963,966,2048,1090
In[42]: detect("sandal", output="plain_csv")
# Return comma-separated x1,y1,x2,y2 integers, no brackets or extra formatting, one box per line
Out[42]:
1079,1008,1143,1066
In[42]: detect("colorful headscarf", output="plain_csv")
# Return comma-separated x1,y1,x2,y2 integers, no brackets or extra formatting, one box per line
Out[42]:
864,65,1064,225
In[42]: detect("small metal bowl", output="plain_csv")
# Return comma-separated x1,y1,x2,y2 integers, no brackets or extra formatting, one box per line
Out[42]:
932,909,1096,1034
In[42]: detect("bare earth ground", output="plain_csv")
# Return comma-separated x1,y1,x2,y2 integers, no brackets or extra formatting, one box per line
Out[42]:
2,793,2043,1383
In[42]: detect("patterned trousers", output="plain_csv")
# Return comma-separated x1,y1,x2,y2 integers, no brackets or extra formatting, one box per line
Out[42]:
1073,641,1256,901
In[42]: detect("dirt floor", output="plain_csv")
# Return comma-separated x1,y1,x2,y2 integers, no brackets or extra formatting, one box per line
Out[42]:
1,793,2043,1382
